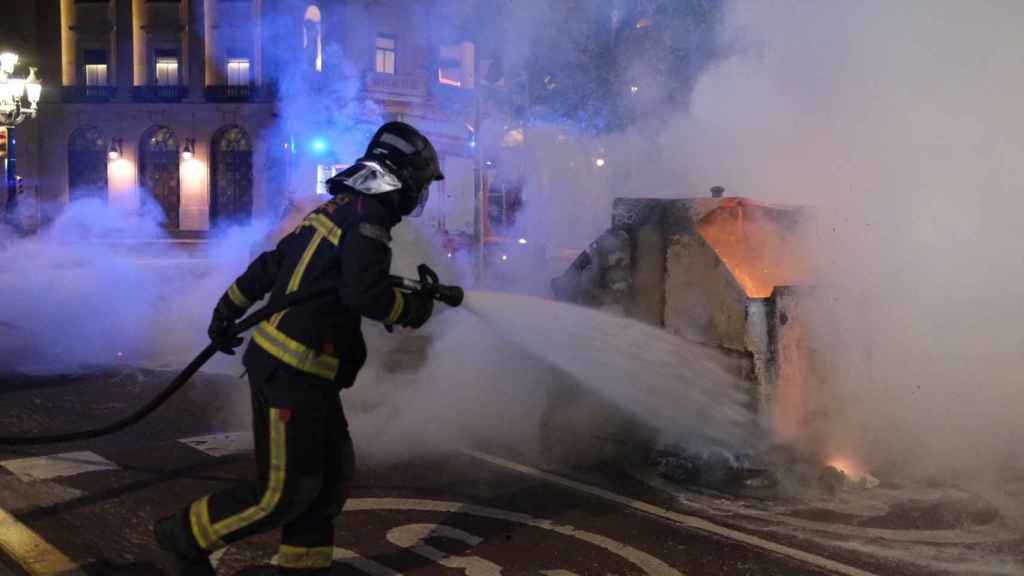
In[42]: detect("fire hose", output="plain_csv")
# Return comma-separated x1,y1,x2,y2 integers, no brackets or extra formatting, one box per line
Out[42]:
0,264,463,446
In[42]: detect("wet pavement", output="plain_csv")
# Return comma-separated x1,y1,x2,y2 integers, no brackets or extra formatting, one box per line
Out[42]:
0,369,1019,575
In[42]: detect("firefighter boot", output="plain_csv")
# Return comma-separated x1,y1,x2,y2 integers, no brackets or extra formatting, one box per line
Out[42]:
153,511,216,576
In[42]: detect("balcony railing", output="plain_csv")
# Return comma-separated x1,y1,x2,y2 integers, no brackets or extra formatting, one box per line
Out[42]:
204,84,279,103
62,85,118,103
131,85,189,103
362,72,428,102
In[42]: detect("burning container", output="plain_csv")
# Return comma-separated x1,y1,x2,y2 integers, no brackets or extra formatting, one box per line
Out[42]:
553,195,820,440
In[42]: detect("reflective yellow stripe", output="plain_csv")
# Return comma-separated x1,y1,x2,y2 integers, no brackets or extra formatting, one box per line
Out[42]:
0,505,79,575
288,231,323,294
253,321,339,380
274,544,334,569
386,289,405,324
189,496,225,551
271,229,325,328
210,409,287,538
304,213,343,246
227,283,252,309
273,231,323,325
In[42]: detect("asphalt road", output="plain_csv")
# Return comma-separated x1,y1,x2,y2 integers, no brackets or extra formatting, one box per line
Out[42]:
0,369,1016,576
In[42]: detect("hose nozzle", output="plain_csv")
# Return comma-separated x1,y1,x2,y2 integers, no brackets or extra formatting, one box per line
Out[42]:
388,264,464,308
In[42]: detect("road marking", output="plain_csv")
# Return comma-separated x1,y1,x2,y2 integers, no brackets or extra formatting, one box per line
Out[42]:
344,498,681,575
0,506,81,575
334,547,402,576
464,450,881,576
387,524,502,575
1,451,118,482
179,432,254,458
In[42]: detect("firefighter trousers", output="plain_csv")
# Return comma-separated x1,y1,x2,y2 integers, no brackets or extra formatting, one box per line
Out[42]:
184,365,355,570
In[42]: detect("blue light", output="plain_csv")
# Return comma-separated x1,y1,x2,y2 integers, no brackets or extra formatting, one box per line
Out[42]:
310,137,329,154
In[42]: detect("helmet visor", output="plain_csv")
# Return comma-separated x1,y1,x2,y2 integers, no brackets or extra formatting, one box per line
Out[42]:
409,183,430,217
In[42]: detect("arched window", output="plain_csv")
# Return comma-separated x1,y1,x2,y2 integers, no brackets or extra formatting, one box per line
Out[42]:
303,5,323,72
210,125,253,226
139,125,180,228
68,126,108,203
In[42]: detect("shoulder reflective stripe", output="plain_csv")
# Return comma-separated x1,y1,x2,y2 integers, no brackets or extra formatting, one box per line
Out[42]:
386,289,405,324
271,228,326,329
288,231,324,295
211,409,288,539
253,321,339,381
304,213,343,246
274,545,334,569
190,495,225,551
227,283,252,309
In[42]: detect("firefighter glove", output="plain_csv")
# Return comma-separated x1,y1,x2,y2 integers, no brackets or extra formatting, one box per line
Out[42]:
396,292,433,329
209,296,245,355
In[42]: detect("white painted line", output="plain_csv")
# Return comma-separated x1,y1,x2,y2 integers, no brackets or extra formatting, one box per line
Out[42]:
334,547,403,576
344,498,681,576
386,524,502,574
1,451,119,483
463,450,881,576
179,432,253,458
0,505,82,575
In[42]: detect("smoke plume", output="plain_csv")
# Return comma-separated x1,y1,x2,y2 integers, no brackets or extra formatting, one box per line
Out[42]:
500,0,1024,484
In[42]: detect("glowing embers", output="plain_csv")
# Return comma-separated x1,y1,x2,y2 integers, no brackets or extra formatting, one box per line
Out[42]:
826,455,865,481
695,199,812,298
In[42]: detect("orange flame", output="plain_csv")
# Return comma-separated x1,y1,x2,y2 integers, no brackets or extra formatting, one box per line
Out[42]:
826,455,866,481
696,201,810,298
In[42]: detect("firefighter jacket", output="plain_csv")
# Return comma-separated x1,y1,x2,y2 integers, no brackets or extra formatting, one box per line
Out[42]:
220,188,407,390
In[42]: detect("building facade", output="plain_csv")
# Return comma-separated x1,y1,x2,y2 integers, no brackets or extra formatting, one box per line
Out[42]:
4,0,481,234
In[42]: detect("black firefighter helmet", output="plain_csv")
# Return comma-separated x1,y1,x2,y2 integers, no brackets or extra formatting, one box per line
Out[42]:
328,121,445,217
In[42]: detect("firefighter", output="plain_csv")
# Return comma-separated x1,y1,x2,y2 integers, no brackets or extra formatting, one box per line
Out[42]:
153,121,444,575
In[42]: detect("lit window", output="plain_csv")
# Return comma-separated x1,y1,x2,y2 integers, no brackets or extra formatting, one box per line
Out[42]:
375,35,396,75
85,64,108,86
83,49,108,86
227,59,250,86
155,57,179,86
438,44,462,87
317,164,350,196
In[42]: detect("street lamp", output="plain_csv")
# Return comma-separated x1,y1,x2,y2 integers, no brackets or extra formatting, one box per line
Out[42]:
181,138,195,161
107,138,122,161
1,51,43,227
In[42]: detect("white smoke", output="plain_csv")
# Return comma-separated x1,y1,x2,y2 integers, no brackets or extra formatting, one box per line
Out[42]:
0,195,270,375
499,0,1024,485
673,0,1024,483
